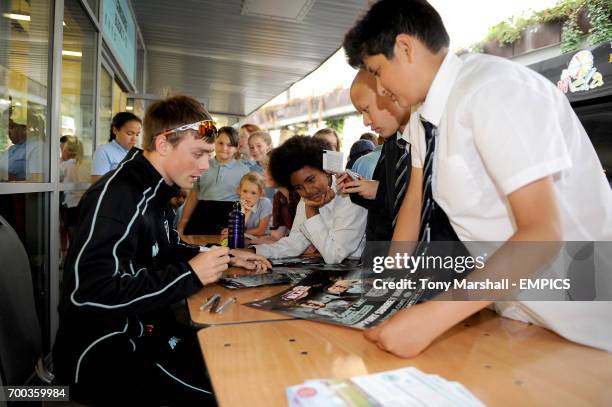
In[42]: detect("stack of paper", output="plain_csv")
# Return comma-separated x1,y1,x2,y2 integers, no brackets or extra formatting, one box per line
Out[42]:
286,367,484,407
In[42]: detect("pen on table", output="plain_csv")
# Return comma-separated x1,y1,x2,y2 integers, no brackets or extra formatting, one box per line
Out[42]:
214,297,236,314
200,294,221,311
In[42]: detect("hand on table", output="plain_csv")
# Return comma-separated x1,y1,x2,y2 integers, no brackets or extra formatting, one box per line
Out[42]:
230,249,272,273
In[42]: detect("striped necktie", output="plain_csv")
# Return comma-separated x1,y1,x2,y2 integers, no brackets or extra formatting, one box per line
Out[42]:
392,137,410,227
418,120,437,244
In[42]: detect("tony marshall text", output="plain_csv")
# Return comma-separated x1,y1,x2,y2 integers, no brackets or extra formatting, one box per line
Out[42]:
373,278,571,291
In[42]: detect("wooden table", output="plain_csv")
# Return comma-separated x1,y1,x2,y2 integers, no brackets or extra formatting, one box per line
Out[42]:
182,234,222,246
198,310,612,407
188,279,293,327
184,234,297,326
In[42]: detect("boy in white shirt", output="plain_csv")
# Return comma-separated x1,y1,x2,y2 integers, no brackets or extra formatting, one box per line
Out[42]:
343,0,612,356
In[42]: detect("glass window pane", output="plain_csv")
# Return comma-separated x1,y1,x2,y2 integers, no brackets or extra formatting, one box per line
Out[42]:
61,0,96,185
98,66,112,147
0,192,50,352
85,0,99,18
0,0,51,182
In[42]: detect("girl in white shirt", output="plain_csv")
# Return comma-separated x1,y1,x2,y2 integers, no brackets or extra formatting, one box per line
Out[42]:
249,136,367,264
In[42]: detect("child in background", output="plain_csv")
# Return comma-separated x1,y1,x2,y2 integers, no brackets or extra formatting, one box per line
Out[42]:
246,130,275,200
237,123,261,160
257,152,301,244
170,189,188,229
313,128,341,152
223,172,272,238
59,136,90,242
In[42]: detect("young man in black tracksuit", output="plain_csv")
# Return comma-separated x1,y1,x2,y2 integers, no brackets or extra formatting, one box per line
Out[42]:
53,96,270,405
337,69,412,241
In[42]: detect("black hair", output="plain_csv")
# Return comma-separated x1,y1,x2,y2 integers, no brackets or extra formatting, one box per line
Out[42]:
269,135,330,190
343,0,449,68
109,111,142,142
217,126,240,147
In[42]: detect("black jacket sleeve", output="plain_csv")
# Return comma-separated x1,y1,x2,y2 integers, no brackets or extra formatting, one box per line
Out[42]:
66,187,203,317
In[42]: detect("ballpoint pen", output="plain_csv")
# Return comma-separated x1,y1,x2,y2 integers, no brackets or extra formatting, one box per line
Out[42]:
214,297,236,314
200,294,221,311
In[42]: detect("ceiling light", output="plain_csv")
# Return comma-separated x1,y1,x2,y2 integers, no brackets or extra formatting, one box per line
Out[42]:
125,106,133,111
62,50,82,57
3,13,30,21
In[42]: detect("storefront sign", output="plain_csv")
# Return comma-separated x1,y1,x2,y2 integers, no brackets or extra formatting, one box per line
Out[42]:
102,0,136,83
529,42,612,103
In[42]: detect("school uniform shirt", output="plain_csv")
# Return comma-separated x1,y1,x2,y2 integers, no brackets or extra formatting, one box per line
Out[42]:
53,148,203,386
91,140,130,176
255,179,367,264
351,145,383,180
409,51,612,351
244,197,273,231
194,158,250,201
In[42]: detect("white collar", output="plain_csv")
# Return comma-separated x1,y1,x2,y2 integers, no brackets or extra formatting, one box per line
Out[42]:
418,52,463,126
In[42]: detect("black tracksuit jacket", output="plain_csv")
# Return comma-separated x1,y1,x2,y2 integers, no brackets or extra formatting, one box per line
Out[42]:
53,148,203,386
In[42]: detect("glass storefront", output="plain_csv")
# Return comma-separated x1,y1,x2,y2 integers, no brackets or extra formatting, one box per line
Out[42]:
0,0,51,183
0,0,141,379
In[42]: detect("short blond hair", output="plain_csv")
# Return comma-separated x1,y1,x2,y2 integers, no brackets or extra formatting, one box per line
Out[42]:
248,131,273,148
239,171,265,194
63,135,84,162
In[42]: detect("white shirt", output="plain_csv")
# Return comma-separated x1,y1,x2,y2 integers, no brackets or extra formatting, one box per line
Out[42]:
60,158,91,207
409,52,612,351
255,181,367,264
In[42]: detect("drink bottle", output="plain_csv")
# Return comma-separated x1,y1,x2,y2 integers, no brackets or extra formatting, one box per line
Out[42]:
227,201,245,249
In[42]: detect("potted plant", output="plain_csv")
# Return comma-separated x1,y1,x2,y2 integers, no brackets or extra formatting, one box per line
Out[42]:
482,19,521,57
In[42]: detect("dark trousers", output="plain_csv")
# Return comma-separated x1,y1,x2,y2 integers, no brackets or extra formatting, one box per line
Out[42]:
58,323,217,406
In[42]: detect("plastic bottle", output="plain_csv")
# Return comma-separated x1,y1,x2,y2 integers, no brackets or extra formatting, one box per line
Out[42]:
227,201,245,249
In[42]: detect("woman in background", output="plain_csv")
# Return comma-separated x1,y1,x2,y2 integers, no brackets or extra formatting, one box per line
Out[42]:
60,136,89,243
91,112,141,183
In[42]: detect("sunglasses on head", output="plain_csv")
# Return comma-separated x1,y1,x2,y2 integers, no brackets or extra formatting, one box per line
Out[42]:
158,119,217,141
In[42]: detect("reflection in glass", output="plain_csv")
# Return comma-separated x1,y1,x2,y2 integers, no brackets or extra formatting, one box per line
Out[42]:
98,66,112,147
84,0,99,18
0,0,50,182
0,192,50,352
61,0,96,183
